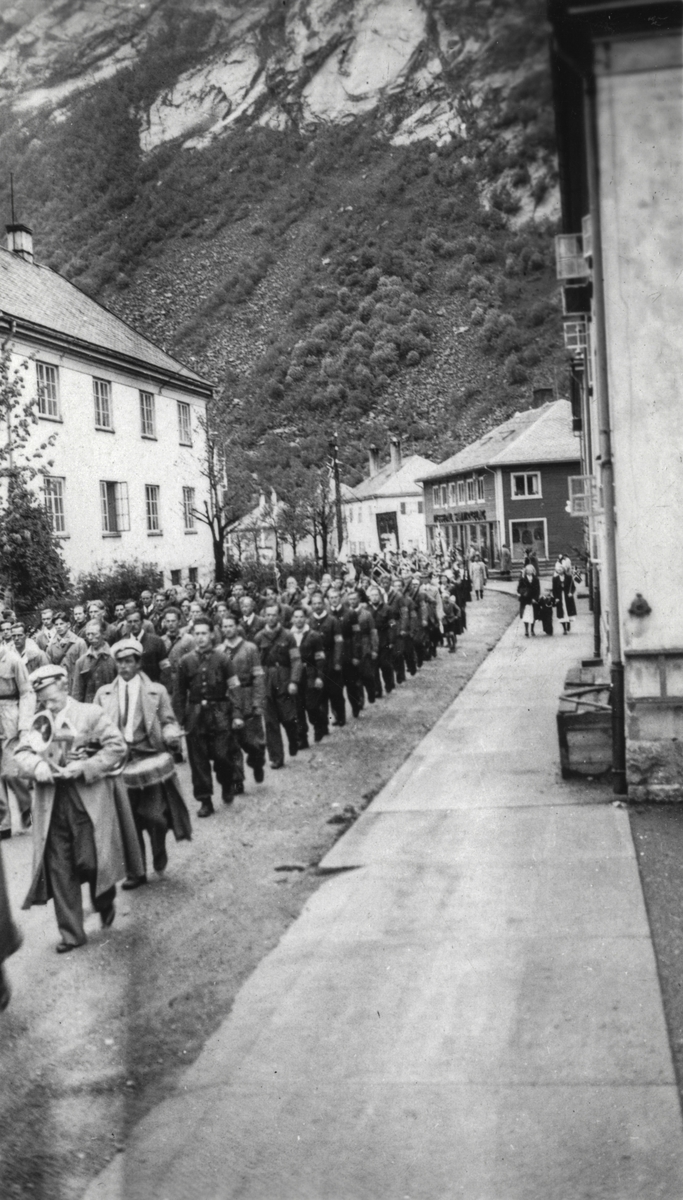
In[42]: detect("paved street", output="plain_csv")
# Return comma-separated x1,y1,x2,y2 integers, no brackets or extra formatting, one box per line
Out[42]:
86,603,683,1200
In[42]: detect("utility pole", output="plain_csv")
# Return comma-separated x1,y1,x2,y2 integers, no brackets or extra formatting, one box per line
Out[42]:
329,433,344,554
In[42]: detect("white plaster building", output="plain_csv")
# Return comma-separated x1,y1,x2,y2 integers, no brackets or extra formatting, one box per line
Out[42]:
343,441,435,558
0,226,214,587
550,0,683,798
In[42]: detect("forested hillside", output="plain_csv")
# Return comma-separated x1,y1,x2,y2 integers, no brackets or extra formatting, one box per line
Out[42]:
0,0,566,500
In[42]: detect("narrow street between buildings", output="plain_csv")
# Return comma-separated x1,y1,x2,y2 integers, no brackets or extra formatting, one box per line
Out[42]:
0,590,515,1200
84,597,683,1200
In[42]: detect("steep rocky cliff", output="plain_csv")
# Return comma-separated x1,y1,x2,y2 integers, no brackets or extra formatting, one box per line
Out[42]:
0,0,565,485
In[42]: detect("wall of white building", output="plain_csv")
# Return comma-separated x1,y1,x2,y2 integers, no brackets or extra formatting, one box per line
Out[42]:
10,340,214,585
343,493,426,556
598,35,683,651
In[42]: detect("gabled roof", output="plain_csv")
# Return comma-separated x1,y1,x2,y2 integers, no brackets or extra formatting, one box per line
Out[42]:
419,401,579,480
0,248,211,395
351,454,436,500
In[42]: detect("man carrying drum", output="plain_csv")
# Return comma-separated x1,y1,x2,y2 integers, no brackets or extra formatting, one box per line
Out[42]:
94,638,192,890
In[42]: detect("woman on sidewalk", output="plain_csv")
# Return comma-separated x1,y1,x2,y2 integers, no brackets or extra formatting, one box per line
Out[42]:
470,554,487,601
552,564,577,634
517,564,540,637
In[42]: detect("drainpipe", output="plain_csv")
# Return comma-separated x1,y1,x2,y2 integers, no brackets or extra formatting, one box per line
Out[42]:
583,73,627,794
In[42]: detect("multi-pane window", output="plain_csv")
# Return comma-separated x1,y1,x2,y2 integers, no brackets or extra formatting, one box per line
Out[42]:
170,569,181,586
432,486,441,508
177,401,192,446
182,486,196,531
512,472,541,498
476,476,485,502
140,391,156,438
457,480,466,505
440,485,448,508
100,481,130,533
188,567,198,584
466,478,476,502
145,484,161,532
36,362,60,418
93,378,113,429
448,483,457,507
417,500,424,514
44,477,66,533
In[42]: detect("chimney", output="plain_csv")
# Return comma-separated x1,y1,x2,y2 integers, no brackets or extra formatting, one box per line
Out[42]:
531,386,553,409
6,223,33,263
368,444,380,476
389,437,402,473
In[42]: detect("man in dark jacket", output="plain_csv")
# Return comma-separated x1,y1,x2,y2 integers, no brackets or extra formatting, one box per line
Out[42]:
72,620,117,703
126,611,170,685
347,591,378,707
177,618,243,816
220,614,266,787
254,604,301,769
238,596,265,644
308,591,345,729
367,585,396,697
290,606,326,747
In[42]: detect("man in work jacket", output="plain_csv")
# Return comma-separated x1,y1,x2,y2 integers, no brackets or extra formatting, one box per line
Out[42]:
308,590,345,731
289,605,326,748
220,613,266,788
0,637,35,837
346,591,378,708
254,604,302,770
177,617,243,817
367,584,397,698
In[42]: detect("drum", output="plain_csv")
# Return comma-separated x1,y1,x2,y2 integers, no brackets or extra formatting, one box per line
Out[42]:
121,751,175,790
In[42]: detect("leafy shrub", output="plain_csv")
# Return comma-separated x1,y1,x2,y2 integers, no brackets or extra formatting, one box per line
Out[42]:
76,560,163,610
475,238,497,264
504,353,528,385
406,351,420,366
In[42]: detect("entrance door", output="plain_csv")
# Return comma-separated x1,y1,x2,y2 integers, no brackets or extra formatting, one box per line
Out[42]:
376,511,399,552
510,519,548,562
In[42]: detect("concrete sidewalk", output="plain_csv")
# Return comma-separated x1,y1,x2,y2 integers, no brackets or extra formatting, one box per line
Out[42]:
87,604,683,1200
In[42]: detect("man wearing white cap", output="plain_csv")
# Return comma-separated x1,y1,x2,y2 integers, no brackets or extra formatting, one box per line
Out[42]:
95,638,191,889
16,664,141,953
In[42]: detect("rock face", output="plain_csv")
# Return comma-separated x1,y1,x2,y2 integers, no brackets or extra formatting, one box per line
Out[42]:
0,0,553,209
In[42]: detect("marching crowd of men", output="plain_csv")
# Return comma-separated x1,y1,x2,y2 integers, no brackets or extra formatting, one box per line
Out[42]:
0,563,472,997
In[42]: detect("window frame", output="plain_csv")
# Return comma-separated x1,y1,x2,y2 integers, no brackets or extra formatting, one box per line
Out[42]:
44,476,66,534
93,377,114,431
448,482,457,507
400,501,406,515
511,471,542,499
36,361,60,421
139,390,157,440
457,480,466,505
417,500,424,514
466,477,476,503
432,486,441,508
177,401,193,446
476,475,485,502
145,483,162,534
100,480,130,535
182,486,196,532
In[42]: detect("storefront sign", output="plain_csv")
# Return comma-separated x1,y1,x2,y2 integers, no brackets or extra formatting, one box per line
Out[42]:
433,509,487,524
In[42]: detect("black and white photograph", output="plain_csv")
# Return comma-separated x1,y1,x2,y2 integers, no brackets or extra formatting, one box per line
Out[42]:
0,0,681,1196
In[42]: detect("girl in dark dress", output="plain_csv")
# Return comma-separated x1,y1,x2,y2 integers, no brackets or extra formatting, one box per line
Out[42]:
517,565,541,637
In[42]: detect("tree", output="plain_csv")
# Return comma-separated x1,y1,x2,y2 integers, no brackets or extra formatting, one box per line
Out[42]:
193,412,255,581
0,343,70,613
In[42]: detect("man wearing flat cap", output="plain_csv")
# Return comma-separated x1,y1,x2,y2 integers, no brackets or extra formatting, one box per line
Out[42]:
95,639,191,889
16,664,143,953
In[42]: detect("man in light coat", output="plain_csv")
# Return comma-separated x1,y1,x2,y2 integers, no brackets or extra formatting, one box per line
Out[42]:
17,664,141,953
0,635,35,838
94,639,191,887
